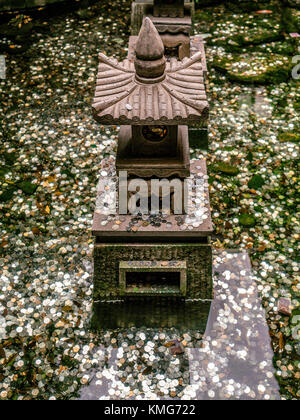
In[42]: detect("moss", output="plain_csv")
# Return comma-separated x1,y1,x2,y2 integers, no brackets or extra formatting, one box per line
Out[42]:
239,213,256,227
226,1,278,12
281,7,300,33
213,53,293,84
253,40,296,56
211,161,240,176
248,174,265,189
0,188,15,203
278,132,300,143
230,30,283,47
17,180,38,195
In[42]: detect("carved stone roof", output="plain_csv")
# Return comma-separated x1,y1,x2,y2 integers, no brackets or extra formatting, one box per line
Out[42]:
93,52,209,125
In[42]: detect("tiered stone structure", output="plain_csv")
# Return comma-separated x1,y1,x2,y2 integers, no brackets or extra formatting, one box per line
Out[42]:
92,18,213,303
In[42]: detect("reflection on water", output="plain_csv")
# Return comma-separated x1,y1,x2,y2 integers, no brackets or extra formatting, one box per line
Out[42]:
79,251,280,400
92,299,211,331
237,87,273,119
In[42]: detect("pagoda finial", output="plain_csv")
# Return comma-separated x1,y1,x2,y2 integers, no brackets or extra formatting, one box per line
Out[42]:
134,17,166,83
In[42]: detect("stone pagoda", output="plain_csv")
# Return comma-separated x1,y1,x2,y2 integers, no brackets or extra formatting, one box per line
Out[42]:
92,18,213,304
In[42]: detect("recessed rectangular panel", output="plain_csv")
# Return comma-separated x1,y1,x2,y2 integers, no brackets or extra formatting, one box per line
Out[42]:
119,260,187,296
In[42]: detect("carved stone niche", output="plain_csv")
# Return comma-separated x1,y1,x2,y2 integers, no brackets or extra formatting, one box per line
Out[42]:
117,125,190,179
131,125,178,157
153,0,185,18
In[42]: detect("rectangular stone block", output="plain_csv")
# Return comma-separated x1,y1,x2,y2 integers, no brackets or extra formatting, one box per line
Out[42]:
93,242,212,301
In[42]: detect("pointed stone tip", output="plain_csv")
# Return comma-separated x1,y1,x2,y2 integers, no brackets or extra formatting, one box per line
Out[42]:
135,17,165,61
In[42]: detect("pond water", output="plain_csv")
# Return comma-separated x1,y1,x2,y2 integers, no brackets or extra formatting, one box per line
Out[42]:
79,251,279,400
0,0,299,400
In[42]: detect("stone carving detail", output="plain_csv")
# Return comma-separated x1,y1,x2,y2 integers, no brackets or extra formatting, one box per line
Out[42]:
94,243,213,301
93,19,208,126
153,0,185,18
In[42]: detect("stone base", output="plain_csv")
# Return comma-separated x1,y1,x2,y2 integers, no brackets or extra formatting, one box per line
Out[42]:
93,242,212,301
92,158,213,302
92,159,213,241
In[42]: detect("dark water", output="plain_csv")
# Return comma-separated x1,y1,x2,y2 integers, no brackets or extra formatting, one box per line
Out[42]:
92,299,211,331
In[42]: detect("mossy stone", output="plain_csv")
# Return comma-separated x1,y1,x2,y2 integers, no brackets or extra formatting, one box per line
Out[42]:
239,214,256,227
213,53,293,84
248,174,265,189
0,188,15,203
211,162,240,176
253,40,296,56
17,181,38,195
226,1,277,12
278,132,300,143
0,166,10,178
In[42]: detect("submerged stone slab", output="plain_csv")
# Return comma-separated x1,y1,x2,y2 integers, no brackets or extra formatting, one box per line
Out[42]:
188,250,280,400
78,251,280,400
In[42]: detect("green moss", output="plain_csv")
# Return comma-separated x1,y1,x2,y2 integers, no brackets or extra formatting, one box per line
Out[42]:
17,180,38,195
211,161,240,176
230,31,283,47
226,1,278,12
213,54,293,84
281,7,300,33
248,174,265,189
239,214,256,227
0,188,15,203
0,166,10,178
278,132,300,143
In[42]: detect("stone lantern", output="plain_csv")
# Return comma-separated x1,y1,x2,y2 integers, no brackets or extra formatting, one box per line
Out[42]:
92,18,213,305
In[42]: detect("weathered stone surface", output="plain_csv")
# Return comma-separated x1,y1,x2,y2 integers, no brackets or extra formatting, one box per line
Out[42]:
93,159,213,237
278,297,292,316
134,18,167,79
93,51,208,125
116,125,191,178
154,0,185,18
93,243,213,301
